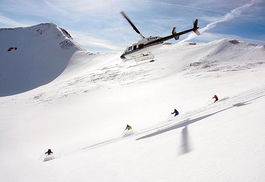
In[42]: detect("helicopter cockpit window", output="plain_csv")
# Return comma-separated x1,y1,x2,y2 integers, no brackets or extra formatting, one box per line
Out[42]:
127,46,132,51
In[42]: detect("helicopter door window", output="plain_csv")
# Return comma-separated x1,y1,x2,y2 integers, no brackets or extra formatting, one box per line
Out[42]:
133,45,137,50
128,46,132,51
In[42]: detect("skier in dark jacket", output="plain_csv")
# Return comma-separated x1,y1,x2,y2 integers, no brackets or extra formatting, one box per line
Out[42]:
45,149,53,155
171,109,179,117
212,95,219,103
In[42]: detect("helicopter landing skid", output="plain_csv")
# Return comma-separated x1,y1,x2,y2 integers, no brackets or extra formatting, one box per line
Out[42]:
132,51,154,62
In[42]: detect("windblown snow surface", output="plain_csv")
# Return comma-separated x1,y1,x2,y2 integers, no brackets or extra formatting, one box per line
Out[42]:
0,26,265,182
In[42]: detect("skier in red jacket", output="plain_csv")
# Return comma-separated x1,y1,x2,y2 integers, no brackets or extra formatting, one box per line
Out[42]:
212,95,219,103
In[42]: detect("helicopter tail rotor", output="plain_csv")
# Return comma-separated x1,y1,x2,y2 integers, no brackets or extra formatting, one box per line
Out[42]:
193,19,200,35
171,27,179,40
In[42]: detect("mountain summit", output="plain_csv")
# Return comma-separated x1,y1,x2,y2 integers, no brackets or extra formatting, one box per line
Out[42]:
0,23,82,96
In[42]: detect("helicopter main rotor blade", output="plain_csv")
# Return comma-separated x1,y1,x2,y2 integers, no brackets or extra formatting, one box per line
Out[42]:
120,11,145,38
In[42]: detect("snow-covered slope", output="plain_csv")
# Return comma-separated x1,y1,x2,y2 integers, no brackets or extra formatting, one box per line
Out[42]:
14,38,264,102
0,23,82,96
0,37,265,182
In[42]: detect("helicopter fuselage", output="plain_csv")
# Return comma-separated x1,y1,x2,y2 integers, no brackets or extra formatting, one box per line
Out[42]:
120,36,163,60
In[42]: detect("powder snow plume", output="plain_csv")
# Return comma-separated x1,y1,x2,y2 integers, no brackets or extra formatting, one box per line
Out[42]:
179,0,258,43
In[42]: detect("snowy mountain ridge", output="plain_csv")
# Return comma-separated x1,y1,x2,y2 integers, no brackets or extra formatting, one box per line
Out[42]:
19,38,265,103
1,21,264,99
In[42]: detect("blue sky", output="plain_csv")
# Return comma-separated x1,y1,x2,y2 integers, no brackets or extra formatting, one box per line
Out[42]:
0,0,264,51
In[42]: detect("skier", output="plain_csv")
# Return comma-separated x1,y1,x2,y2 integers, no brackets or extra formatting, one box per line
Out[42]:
212,95,219,103
125,124,132,131
171,109,179,117
123,124,133,136
43,149,55,162
45,149,53,155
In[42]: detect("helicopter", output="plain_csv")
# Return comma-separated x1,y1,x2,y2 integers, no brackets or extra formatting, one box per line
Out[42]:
120,11,200,61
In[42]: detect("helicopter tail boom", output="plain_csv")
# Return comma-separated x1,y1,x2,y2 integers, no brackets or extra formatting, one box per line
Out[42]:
144,19,200,47
154,19,200,43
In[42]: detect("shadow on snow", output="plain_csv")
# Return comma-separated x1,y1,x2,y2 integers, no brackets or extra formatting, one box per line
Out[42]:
136,101,254,141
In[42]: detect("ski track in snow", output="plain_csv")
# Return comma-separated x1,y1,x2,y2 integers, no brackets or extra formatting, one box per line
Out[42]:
51,85,265,160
